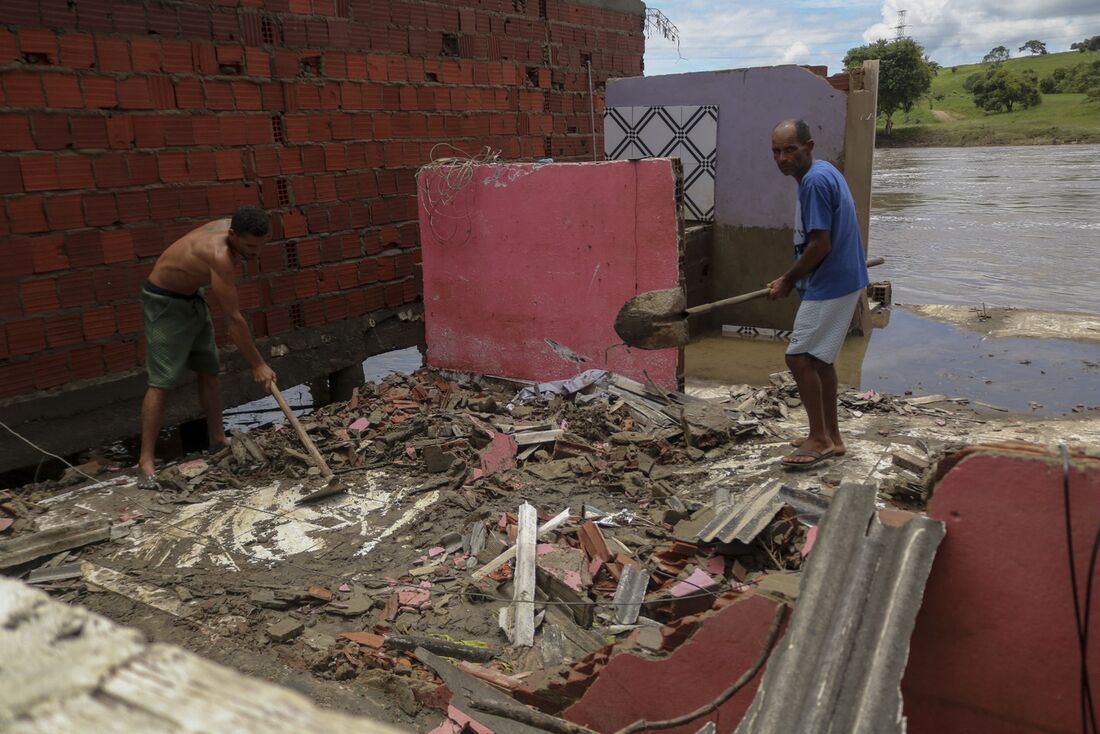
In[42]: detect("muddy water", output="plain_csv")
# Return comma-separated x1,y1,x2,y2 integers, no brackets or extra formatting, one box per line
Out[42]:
688,145,1100,415
871,144,1100,314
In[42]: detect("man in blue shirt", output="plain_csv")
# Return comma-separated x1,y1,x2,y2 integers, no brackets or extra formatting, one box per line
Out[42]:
767,119,869,470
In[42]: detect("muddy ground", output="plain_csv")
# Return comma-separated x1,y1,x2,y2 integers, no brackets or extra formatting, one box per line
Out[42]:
5,367,1100,730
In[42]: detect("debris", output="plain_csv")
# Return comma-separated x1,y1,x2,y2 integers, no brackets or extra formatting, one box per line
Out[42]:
387,636,498,662
340,631,385,648
578,522,613,564
0,519,111,569
266,617,304,642
612,564,649,625
892,449,932,475
26,562,84,584
471,509,571,580
670,568,716,598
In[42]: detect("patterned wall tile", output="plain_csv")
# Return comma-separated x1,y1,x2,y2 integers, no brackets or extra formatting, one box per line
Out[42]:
604,104,718,222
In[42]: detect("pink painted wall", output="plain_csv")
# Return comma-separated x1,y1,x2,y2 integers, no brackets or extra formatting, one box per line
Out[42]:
417,159,681,388
904,447,1100,733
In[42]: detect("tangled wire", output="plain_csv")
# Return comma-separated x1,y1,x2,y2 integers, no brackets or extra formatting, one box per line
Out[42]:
416,143,501,245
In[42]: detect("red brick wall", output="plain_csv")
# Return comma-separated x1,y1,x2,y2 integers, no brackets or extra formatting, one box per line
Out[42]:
0,0,645,399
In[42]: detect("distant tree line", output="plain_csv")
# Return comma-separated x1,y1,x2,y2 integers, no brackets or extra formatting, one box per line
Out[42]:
1070,35,1100,53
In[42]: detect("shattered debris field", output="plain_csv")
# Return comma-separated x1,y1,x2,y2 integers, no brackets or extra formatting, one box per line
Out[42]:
3,367,1100,729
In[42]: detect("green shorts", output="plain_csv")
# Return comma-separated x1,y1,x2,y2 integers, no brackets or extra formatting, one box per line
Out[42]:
141,284,220,388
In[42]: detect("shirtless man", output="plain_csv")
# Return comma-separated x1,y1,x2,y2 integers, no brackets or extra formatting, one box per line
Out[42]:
138,206,277,487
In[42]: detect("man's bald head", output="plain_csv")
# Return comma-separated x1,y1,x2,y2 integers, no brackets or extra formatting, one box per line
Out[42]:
774,118,813,144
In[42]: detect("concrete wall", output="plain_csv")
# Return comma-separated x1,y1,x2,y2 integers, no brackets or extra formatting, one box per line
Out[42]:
0,0,645,470
418,159,681,388
607,65,875,330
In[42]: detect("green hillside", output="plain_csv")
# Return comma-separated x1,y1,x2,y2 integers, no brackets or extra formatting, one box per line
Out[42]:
878,49,1100,147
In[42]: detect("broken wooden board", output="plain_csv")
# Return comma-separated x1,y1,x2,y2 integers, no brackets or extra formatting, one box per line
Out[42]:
0,518,111,569
612,564,649,625
513,503,538,647
470,509,571,580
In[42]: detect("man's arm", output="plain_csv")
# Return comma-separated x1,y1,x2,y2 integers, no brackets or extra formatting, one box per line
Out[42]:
767,230,831,299
209,251,277,391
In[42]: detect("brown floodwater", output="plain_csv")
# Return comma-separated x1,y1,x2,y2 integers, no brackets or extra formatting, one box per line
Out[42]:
686,144,1100,415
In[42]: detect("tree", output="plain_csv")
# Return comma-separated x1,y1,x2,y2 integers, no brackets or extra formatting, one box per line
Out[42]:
843,38,935,136
983,45,1011,63
1018,40,1047,55
969,66,1042,112
1070,35,1100,52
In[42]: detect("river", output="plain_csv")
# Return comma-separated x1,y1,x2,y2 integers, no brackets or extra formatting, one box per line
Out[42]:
870,144,1100,315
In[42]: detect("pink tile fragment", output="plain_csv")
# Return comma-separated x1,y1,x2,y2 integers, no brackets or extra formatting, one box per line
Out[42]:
338,583,351,592
801,526,818,557
670,568,716,597
537,543,557,556
0,518,12,532
429,546,446,557
349,417,370,432
480,432,518,477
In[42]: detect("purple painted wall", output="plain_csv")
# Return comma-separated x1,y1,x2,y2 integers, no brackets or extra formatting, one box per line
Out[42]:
606,65,847,229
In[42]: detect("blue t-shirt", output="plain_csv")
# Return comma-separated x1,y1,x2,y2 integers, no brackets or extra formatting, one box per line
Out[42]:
792,160,869,301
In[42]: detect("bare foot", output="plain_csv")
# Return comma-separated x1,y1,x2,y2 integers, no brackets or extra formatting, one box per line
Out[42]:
790,436,846,455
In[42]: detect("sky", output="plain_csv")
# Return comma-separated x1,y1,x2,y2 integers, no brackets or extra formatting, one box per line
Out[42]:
642,0,1100,77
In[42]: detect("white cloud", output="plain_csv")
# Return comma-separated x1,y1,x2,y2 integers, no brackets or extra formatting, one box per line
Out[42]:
643,0,1100,75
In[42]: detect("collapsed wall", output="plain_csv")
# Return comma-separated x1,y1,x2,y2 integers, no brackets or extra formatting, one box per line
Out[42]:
0,0,646,471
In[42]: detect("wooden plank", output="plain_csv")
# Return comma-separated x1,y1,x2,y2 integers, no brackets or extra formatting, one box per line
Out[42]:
513,502,537,647
513,429,565,446
0,519,111,569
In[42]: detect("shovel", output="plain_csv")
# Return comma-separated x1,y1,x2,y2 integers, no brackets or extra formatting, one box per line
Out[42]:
614,257,885,350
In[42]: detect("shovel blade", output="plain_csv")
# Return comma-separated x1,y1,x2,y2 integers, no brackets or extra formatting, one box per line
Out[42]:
613,287,690,350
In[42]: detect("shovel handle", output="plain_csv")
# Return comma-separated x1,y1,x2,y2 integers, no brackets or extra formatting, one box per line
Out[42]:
684,257,885,316
271,384,333,478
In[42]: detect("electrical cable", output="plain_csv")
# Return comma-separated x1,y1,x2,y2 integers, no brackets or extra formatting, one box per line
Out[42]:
1061,443,1097,734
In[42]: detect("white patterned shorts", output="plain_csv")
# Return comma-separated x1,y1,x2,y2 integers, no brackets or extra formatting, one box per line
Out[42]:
786,289,862,365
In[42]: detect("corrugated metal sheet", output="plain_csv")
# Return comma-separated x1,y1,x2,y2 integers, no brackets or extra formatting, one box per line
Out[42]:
736,483,945,733
697,482,830,544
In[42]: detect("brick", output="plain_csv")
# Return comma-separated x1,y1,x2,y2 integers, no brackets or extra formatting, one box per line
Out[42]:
158,151,189,183
69,345,106,380
117,77,153,109
131,39,162,72
0,361,36,399
55,270,95,307
116,190,150,223
6,319,46,355
83,193,118,227
103,341,137,372
205,80,235,110
82,306,116,340
0,114,34,151
31,113,70,150
188,150,217,180
216,150,242,180
148,76,175,109
91,154,127,188
33,352,69,389
45,312,83,349
126,153,158,185
82,76,117,108
133,115,165,147
59,33,96,68
3,71,46,107
233,81,262,110
115,303,141,334
57,156,95,189
43,73,82,108
96,38,131,72
0,283,21,319
174,78,204,109
111,3,147,35
46,194,84,230
71,116,109,149
21,279,59,314
162,40,192,73
0,29,16,64
0,157,22,196
8,196,48,234
19,157,58,192
106,115,134,148
19,29,58,62
246,48,271,78
102,230,134,263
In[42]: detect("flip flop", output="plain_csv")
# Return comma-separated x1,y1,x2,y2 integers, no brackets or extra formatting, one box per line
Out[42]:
137,472,159,490
781,447,835,471
789,437,846,456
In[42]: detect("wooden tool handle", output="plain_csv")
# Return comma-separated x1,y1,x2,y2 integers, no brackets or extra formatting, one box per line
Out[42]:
684,257,886,317
271,384,333,478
